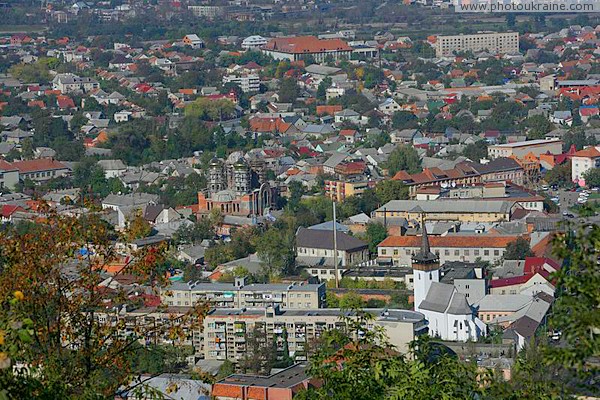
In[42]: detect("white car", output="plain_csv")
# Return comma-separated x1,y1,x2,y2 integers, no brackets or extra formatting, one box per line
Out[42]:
578,198,588,204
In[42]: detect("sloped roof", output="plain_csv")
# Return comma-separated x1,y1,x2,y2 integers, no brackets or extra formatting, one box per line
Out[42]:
263,36,352,54
296,227,367,251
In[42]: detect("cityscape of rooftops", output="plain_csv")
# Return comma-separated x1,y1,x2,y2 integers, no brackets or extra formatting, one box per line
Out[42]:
0,1,598,399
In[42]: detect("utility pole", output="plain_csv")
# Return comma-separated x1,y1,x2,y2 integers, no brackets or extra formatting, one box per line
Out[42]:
333,201,339,289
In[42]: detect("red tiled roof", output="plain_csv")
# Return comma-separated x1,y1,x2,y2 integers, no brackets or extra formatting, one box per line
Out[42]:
378,235,525,248
249,117,291,134
212,384,243,398
573,147,600,158
11,159,67,173
263,36,352,54
0,160,17,171
1,205,24,217
57,95,75,109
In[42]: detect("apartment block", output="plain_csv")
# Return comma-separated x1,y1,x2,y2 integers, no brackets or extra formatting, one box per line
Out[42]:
161,278,326,309
433,32,519,57
187,5,224,18
222,74,260,93
203,306,427,363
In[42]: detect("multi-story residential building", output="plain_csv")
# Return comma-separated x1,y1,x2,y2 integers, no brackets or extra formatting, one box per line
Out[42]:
372,199,520,223
432,31,519,57
377,234,525,267
571,146,600,185
262,36,353,62
52,73,100,93
222,74,260,93
203,306,427,362
187,5,224,18
241,35,268,49
488,139,563,159
11,159,69,182
324,178,376,202
161,278,326,309
392,158,524,197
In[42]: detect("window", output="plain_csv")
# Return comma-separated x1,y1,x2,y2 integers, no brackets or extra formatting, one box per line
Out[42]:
474,249,480,256
405,249,411,255
464,250,469,256
393,249,399,256
494,250,499,256
454,250,459,256
484,250,490,256
381,249,387,255
444,250,450,256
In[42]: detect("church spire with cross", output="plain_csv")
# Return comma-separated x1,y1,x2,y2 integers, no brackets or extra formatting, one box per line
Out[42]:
411,207,439,270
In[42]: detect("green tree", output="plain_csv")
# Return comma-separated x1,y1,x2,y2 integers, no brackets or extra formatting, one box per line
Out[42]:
524,115,555,140
545,227,599,390
582,167,600,187
391,111,418,130
278,77,300,103
375,180,409,204
385,145,422,176
544,161,572,187
462,141,488,162
504,237,534,260
364,222,387,254
317,77,332,101
238,325,275,375
173,219,214,245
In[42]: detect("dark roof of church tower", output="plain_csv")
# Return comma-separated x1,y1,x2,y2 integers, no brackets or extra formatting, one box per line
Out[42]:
411,213,439,265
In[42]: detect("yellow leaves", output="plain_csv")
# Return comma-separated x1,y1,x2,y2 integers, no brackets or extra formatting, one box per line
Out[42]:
13,291,24,301
0,330,4,346
0,352,10,369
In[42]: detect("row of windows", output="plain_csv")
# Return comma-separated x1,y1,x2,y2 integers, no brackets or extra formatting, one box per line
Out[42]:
381,248,502,257
25,170,58,179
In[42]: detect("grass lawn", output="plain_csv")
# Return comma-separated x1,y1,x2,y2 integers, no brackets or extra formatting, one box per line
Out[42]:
0,25,47,33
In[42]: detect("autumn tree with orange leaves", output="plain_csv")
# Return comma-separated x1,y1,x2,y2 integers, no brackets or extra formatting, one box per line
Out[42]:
0,210,209,399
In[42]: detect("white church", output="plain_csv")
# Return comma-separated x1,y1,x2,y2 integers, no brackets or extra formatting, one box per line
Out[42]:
411,212,487,342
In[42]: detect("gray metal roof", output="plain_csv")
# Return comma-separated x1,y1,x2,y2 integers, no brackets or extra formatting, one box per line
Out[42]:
418,282,454,313
296,227,367,251
375,199,515,214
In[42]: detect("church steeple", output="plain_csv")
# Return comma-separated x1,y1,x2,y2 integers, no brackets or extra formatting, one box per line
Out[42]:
411,207,439,271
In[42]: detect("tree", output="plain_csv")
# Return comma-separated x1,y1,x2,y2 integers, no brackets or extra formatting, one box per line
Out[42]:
184,98,236,121
375,180,409,204
216,360,235,379
545,227,600,391
125,210,153,240
172,219,214,245
0,212,208,398
391,111,418,130
20,138,34,160
462,141,488,162
504,237,534,260
385,145,422,176
544,161,572,187
278,78,300,103
582,167,600,188
255,222,296,277
524,115,555,140
364,222,387,254
338,291,366,309
317,77,332,101
563,130,594,151
238,325,275,375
